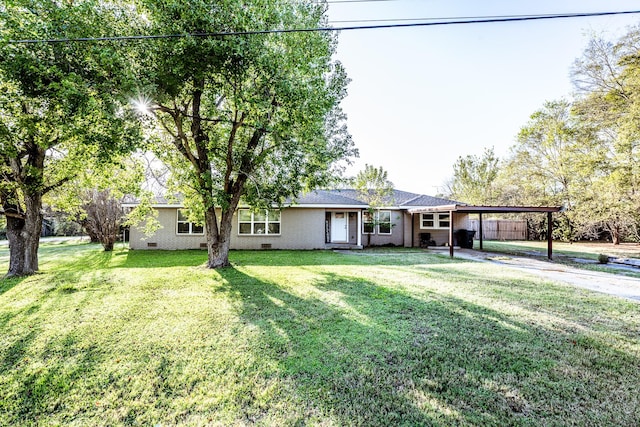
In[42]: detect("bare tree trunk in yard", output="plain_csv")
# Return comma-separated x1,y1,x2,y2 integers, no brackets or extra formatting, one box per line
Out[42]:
205,191,243,269
81,189,122,251
205,207,228,269
4,194,43,278
612,227,621,245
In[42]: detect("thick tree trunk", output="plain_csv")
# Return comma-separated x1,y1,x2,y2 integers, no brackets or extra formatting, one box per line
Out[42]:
4,194,43,278
79,220,101,243
204,190,243,269
205,206,233,268
612,228,621,245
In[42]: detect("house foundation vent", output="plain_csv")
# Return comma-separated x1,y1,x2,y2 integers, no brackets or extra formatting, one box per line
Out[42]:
261,243,272,249
147,242,158,248
200,243,208,249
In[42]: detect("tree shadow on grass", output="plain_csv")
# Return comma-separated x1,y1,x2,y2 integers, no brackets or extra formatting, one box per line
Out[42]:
119,249,207,269
0,274,27,296
3,245,639,425
228,249,467,268
213,264,640,426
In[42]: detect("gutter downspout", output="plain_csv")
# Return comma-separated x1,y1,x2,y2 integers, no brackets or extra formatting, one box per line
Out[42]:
449,210,454,257
411,212,414,248
357,210,362,248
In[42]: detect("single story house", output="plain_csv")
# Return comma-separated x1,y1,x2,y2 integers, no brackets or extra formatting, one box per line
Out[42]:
125,189,471,250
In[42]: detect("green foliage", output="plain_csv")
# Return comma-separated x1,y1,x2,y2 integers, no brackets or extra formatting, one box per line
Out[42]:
459,27,640,245
570,28,640,244
353,164,394,244
354,164,394,207
451,147,499,205
0,0,142,274
497,100,604,240
130,0,356,266
139,0,355,205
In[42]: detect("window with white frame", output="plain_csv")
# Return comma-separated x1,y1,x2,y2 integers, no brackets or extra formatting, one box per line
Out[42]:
238,209,281,235
420,213,450,229
363,210,392,234
363,211,375,233
176,209,204,235
378,211,392,234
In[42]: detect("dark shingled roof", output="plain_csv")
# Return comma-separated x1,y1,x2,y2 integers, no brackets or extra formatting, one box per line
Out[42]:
292,189,367,205
400,194,462,207
126,189,462,209
292,189,461,208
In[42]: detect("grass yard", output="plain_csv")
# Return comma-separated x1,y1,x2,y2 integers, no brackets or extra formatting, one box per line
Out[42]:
478,240,640,278
481,240,640,260
1,242,639,426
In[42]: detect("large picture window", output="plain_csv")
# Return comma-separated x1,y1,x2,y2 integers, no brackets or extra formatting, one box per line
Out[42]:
378,211,392,234
238,209,281,235
420,213,450,229
363,211,375,233
363,210,392,234
177,209,204,235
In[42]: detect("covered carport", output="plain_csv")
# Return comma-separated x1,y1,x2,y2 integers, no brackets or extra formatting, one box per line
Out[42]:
408,205,563,259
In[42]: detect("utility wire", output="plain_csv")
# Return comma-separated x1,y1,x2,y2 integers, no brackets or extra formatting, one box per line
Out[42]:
328,12,612,24
7,10,640,44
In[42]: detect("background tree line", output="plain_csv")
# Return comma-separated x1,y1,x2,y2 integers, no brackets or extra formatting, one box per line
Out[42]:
446,25,640,245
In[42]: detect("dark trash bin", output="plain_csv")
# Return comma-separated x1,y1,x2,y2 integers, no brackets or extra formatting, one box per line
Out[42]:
419,232,436,248
455,229,476,249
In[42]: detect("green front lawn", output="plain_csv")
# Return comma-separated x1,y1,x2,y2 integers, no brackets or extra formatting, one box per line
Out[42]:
1,243,639,425
479,240,640,260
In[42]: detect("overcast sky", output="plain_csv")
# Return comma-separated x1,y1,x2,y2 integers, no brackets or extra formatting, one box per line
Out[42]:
326,0,640,194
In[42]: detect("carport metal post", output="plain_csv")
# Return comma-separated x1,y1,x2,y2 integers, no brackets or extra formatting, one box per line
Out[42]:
547,211,553,260
479,213,484,250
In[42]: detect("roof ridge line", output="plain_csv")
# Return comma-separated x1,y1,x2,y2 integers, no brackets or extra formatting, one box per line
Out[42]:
328,188,369,204
401,194,424,206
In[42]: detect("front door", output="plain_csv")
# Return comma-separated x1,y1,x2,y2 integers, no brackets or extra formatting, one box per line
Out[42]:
331,212,348,242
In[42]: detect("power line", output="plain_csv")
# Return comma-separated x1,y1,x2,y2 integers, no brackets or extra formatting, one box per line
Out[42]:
328,12,614,24
7,10,640,44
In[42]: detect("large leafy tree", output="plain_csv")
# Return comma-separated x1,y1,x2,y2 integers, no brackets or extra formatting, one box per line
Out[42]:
507,100,583,206
0,1,138,276
500,100,602,240
571,29,640,243
450,147,499,205
354,164,394,207
135,0,355,268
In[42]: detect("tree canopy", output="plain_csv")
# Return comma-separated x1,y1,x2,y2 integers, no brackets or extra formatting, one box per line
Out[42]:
450,147,499,205
446,25,640,244
354,164,394,207
131,0,355,267
0,0,139,276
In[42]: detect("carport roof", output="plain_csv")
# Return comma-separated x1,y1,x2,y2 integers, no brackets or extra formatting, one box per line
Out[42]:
407,204,563,260
408,204,563,214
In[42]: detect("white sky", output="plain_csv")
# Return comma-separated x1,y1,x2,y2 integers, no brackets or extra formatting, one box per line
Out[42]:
327,0,640,194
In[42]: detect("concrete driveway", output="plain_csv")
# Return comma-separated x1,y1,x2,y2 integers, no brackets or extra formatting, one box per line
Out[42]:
454,249,640,303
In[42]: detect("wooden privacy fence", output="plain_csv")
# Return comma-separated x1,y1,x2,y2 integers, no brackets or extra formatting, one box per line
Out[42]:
468,219,527,241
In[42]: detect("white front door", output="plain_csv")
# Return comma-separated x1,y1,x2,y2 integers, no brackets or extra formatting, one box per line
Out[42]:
331,212,348,242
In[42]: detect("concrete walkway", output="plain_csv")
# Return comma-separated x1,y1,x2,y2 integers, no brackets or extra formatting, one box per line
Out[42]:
454,249,640,303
